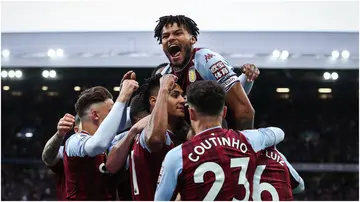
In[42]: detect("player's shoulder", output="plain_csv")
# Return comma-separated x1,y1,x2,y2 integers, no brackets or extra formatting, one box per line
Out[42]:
66,133,88,144
164,144,183,163
194,47,220,57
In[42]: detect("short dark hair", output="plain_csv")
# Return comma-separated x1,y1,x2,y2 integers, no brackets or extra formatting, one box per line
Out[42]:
151,63,169,76
75,115,81,126
186,81,226,116
137,74,162,112
75,86,113,118
129,94,148,125
154,15,199,44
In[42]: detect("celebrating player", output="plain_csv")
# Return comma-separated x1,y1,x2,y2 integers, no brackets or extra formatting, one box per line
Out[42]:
253,148,305,200
155,80,285,201
154,15,255,130
42,114,80,200
127,74,187,200
63,72,138,200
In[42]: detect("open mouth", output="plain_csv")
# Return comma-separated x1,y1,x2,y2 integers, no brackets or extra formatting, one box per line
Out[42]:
168,45,181,58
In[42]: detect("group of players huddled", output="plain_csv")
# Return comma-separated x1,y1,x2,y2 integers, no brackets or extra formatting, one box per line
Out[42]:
41,15,305,201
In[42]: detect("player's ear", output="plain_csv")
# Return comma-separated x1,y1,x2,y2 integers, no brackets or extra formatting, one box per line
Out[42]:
149,96,157,110
189,107,196,121
222,106,227,119
91,109,100,121
190,35,196,45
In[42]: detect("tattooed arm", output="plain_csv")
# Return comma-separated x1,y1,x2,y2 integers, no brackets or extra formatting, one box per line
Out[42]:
42,132,65,166
42,113,75,166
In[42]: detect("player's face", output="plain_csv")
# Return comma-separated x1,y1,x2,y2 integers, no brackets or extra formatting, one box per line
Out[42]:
167,84,185,118
161,23,195,68
96,98,114,125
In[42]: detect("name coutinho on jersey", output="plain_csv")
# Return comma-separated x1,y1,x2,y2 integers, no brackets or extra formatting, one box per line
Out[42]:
188,135,248,163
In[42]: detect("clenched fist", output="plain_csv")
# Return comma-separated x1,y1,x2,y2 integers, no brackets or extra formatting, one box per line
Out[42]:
160,74,178,92
57,113,75,137
241,64,260,82
117,73,139,103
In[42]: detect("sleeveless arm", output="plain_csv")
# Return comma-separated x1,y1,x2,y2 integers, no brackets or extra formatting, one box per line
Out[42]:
154,146,183,201
241,127,285,152
277,151,305,193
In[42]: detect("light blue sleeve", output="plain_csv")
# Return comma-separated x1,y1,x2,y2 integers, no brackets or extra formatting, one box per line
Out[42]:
277,151,305,193
65,133,91,157
241,127,285,152
118,107,132,131
108,131,128,152
83,102,127,157
160,64,172,75
58,146,64,159
139,130,172,153
154,145,183,201
238,74,254,95
194,48,239,92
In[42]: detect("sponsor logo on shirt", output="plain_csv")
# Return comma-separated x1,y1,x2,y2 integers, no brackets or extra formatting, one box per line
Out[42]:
209,61,230,80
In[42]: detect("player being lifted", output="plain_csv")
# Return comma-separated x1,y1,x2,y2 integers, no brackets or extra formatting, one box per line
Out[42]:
155,80,285,201
154,15,257,130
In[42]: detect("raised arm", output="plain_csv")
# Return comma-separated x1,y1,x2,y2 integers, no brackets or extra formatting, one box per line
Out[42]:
84,78,138,157
144,74,177,152
42,113,74,166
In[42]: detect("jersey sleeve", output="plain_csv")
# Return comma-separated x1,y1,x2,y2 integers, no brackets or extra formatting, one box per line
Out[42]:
139,129,172,153
241,127,285,152
118,107,132,132
194,48,239,92
109,131,129,152
277,151,305,193
65,133,91,157
58,146,64,159
154,145,183,201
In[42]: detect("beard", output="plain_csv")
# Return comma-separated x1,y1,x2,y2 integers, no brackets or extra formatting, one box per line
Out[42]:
167,44,193,73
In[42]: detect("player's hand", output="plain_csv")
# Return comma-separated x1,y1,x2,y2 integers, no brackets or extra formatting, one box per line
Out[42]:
160,74,178,92
57,113,75,138
117,79,139,103
119,71,136,91
241,63,260,82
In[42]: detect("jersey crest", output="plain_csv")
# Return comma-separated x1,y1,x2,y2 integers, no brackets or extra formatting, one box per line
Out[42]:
188,67,197,83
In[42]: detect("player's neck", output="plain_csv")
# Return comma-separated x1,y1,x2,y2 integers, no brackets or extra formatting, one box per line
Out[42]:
193,117,222,136
81,121,97,136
